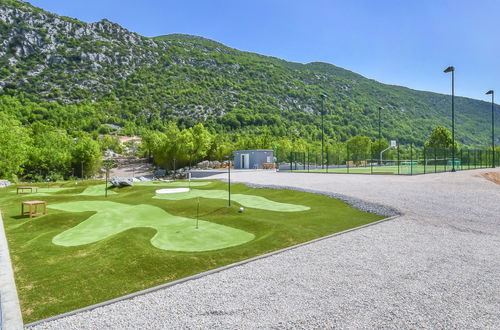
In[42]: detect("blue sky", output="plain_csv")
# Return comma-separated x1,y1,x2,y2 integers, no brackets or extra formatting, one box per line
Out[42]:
28,0,499,102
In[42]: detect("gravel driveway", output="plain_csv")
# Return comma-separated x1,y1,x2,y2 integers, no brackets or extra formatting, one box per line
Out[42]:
31,169,500,329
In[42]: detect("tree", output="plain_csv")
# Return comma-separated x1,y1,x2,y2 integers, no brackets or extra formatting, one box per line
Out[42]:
0,113,31,180
425,126,459,150
208,133,234,162
72,134,102,178
98,135,123,154
26,124,74,180
346,136,371,163
179,123,213,168
371,138,390,156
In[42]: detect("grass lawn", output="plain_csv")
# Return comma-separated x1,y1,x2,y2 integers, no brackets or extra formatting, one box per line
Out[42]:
0,180,383,323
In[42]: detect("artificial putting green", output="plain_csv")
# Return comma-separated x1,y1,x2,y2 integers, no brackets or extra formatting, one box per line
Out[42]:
293,164,483,174
0,179,383,323
10,187,75,197
78,184,118,196
135,181,212,187
154,189,310,212
50,201,254,252
77,181,211,196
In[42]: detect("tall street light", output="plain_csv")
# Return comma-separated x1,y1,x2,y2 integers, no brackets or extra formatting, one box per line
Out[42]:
486,90,495,168
224,155,231,207
378,106,383,165
320,93,328,169
444,66,456,172
378,106,383,142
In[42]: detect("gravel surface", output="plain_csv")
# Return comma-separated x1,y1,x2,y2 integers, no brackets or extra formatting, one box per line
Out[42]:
31,169,500,329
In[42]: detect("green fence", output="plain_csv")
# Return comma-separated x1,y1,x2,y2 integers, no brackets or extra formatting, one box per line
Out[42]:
278,146,499,175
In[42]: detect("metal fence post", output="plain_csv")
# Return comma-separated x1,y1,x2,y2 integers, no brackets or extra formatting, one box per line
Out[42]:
347,144,350,174
444,148,448,172
410,144,413,175
397,145,400,175
326,149,329,173
423,146,426,174
460,149,463,171
307,149,311,173
370,144,373,175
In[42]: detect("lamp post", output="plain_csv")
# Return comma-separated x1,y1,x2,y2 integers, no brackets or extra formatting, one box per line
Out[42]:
444,66,456,172
378,106,383,142
103,161,114,198
378,106,383,165
320,93,328,169
486,90,495,168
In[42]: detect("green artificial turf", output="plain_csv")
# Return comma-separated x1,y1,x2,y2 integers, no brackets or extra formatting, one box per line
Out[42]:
50,201,254,252
0,180,383,323
78,184,118,196
135,181,212,187
295,164,469,175
10,187,75,197
154,189,310,212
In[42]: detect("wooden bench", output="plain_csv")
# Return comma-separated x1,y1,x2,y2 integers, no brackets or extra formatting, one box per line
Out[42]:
262,163,276,169
21,201,47,218
17,186,38,194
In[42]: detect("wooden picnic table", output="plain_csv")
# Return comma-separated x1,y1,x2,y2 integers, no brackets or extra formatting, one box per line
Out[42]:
17,186,38,194
21,201,47,218
262,163,276,169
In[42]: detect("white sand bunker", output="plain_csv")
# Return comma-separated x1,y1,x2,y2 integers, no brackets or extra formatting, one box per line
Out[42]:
155,188,190,194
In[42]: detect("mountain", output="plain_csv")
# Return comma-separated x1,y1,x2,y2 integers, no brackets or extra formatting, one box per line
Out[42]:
0,0,498,146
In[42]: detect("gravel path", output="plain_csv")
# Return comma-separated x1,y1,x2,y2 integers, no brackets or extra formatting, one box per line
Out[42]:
31,169,500,329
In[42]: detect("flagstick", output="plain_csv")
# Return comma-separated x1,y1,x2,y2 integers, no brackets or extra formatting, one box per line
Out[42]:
196,197,200,229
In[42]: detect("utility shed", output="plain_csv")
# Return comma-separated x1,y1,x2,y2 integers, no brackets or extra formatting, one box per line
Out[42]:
233,150,275,169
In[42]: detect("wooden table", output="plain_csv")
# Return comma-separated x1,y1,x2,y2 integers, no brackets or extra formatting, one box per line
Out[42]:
262,163,276,169
17,186,38,194
21,201,47,218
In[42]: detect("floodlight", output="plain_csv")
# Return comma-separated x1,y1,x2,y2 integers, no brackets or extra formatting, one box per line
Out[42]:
443,66,455,73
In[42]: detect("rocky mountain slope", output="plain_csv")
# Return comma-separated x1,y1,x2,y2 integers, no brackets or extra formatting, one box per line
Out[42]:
0,0,498,145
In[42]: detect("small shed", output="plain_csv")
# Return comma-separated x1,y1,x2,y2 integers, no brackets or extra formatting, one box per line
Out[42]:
233,149,275,169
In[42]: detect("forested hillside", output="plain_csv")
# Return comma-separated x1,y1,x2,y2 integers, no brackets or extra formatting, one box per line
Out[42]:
1,0,498,145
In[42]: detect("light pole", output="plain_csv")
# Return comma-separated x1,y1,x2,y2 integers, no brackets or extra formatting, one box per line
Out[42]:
378,106,383,142
103,161,114,198
224,155,231,207
444,66,456,172
378,106,383,165
320,93,328,169
486,90,495,168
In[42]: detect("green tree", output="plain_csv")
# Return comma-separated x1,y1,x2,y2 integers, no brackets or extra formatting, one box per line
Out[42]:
141,130,168,167
179,123,213,168
72,134,102,178
209,133,234,162
0,113,31,180
347,136,371,163
98,135,123,154
371,139,390,156
425,126,459,150
26,124,74,180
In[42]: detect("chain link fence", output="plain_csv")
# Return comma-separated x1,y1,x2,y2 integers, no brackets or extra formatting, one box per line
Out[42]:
277,146,499,175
